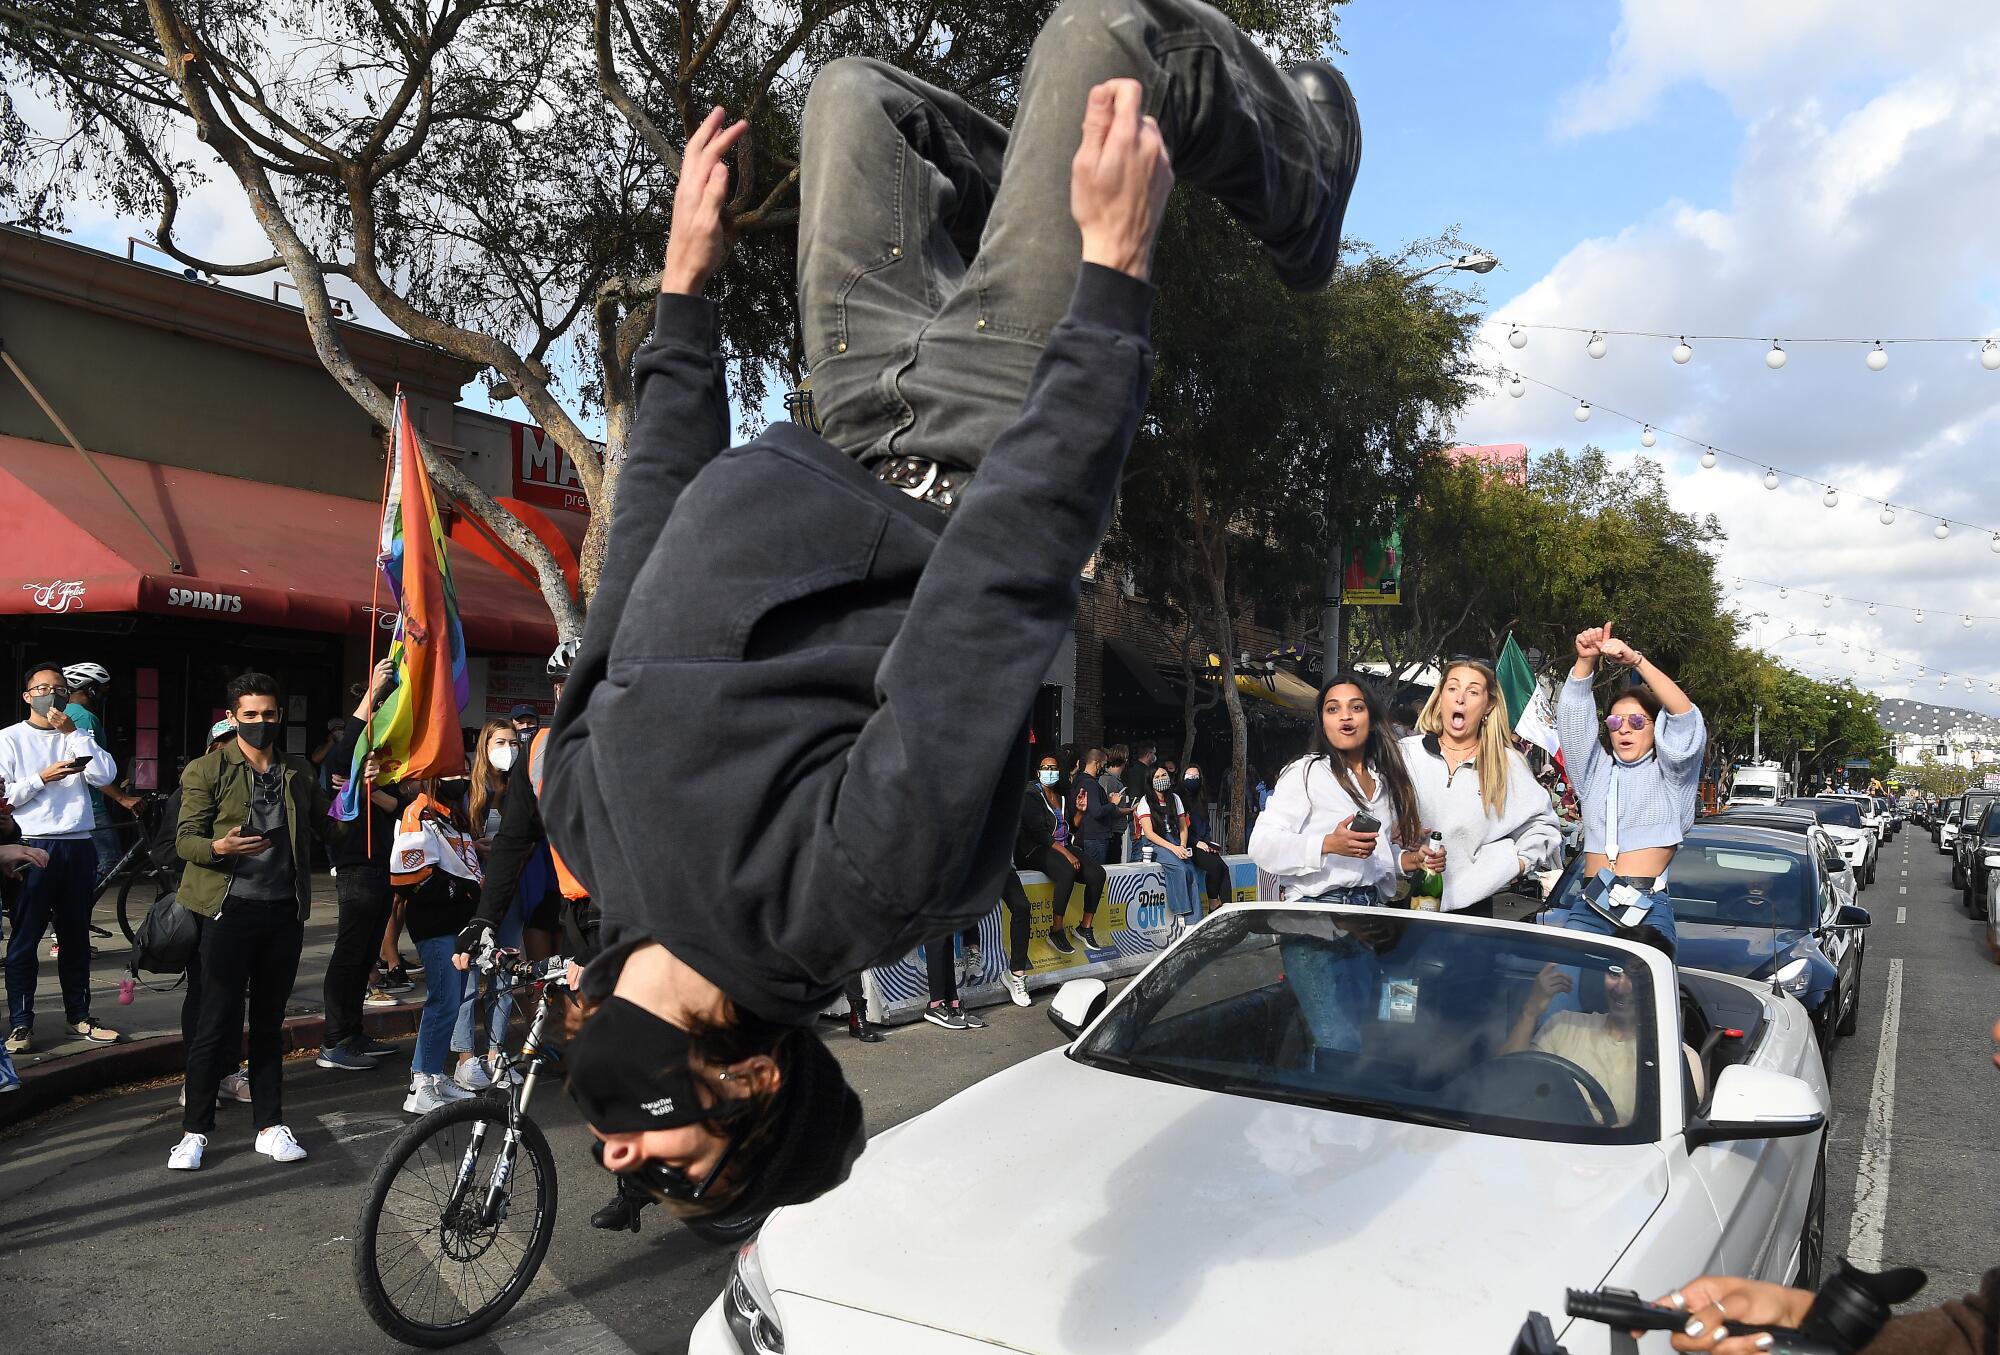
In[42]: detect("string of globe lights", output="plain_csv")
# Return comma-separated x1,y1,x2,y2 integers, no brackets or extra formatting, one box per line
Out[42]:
1768,638,2000,696
1495,322,2000,373
1723,575,2000,630
1481,354,2000,549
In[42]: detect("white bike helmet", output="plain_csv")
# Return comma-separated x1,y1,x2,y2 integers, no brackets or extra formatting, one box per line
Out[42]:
545,638,581,680
62,662,111,692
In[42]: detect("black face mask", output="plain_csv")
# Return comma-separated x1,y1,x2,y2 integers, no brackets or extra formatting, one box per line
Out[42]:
566,996,739,1134
234,721,280,751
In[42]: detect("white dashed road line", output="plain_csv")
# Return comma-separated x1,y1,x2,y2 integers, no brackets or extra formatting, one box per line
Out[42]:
1896,907,1906,924
1848,958,1904,1269
1899,885,1908,894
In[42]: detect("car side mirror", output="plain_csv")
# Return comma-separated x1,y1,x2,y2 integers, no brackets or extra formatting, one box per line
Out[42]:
1686,1065,1826,1150
1047,977,1109,1041
1836,905,1871,928
1822,853,1846,875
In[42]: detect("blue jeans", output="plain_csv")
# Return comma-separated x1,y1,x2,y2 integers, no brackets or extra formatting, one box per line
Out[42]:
90,824,124,879
413,935,466,1077
1541,870,1676,1020
1281,935,1382,1055
1157,852,1202,918
451,903,524,1055
4,837,97,1030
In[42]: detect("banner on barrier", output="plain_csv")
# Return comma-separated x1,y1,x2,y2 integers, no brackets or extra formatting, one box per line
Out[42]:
863,856,1262,1023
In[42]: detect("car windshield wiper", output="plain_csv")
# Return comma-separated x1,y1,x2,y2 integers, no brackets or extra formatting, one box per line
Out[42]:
1073,1049,1217,1089
1219,1084,1472,1131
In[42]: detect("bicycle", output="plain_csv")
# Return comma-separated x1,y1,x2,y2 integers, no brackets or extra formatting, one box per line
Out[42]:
97,793,176,944
353,950,568,1348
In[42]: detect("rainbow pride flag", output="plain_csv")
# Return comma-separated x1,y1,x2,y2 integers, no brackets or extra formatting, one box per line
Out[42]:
332,393,469,821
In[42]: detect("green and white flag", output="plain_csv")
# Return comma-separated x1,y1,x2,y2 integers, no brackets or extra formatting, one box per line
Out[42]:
1498,633,1561,762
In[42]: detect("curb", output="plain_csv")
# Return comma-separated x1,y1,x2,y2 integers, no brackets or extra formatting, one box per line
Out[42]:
0,1000,428,1132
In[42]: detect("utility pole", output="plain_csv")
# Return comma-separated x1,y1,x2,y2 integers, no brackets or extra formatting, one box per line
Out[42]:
1321,531,1343,686
1753,704,1762,763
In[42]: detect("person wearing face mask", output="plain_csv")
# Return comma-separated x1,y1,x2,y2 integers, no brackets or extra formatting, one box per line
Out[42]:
1177,763,1231,908
451,720,531,1091
1554,623,1705,953
1399,660,1562,918
1,663,122,1054
1018,753,1109,955
169,672,341,1170
1136,765,1206,921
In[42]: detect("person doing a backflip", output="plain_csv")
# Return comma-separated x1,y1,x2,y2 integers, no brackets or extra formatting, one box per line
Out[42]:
534,0,1364,1238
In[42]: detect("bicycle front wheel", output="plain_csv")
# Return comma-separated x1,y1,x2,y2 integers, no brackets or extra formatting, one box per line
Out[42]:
353,1098,559,1347
116,869,169,945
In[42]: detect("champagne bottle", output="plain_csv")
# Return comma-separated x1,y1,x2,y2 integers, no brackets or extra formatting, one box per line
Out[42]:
1412,831,1446,911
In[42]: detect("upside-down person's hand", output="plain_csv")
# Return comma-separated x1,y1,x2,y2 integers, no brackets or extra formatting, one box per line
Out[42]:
1071,78,1174,281
662,106,750,296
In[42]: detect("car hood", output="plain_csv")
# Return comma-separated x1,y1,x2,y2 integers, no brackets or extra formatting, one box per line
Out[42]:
1821,825,1864,844
1676,922,1799,976
759,1050,1670,1355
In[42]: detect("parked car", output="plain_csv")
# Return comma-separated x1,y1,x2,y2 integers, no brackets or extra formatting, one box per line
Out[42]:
1961,801,2000,918
1548,822,1868,1054
692,906,1834,1355
1707,807,1859,910
1940,797,1964,854
1783,798,1873,888
1954,791,2000,891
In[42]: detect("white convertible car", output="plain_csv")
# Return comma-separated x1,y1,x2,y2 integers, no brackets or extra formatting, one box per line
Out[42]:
691,906,1829,1355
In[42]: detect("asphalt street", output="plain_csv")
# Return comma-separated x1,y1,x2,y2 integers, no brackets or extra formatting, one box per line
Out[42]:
0,832,1992,1355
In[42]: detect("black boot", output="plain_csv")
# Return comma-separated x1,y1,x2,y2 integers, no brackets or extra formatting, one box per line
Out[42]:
1273,60,1362,291
847,1006,885,1043
591,1178,649,1233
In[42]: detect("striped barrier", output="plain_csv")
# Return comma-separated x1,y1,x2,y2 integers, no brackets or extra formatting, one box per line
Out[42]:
858,854,1262,1023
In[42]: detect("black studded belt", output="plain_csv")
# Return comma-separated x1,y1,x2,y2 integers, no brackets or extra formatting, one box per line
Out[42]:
871,455,968,513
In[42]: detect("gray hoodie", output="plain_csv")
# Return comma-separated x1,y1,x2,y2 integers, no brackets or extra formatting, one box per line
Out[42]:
1398,734,1563,911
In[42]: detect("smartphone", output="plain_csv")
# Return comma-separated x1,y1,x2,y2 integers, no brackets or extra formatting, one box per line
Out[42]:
65,756,92,771
1349,811,1382,834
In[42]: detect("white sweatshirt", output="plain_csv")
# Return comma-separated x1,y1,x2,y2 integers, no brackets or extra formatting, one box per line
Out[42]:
1248,756,1403,901
1398,733,1561,911
0,719,118,838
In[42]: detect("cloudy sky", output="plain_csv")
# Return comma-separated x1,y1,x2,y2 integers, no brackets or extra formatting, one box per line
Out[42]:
37,2,2000,713
1337,0,2000,715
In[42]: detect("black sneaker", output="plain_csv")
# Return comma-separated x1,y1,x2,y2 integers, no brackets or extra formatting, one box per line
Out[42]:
1274,60,1363,291
922,1004,973,1030
1075,924,1103,952
353,1036,401,1057
590,1186,647,1233
381,967,415,994
316,1044,378,1072
957,1007,988,1030
1046,929,1076,956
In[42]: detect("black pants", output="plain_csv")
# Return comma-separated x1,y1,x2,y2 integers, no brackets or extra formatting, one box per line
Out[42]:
999,872,1032,973
178,914,245,1063
1191,845,1230,904
182,897,304,1134
323,864,389,1049
1025,845,1104,932
924,933,959,1005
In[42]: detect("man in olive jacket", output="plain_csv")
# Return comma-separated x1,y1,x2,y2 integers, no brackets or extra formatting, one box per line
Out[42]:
168,671,338,1171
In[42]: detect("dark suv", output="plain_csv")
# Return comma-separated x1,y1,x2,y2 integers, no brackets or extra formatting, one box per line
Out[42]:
1952,790,2000,893
1962,800,2000,917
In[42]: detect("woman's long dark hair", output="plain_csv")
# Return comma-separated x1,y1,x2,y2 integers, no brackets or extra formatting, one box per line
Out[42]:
1302,672,1423,849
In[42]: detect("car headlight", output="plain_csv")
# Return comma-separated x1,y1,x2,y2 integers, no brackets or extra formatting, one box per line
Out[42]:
726,1239,785,1354
1790,969,1812,994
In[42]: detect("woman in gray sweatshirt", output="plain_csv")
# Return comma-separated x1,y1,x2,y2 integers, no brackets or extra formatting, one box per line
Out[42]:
1399,659,1563,916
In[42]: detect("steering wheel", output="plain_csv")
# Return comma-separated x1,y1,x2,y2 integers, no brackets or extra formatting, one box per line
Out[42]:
1487,1050,1620,1125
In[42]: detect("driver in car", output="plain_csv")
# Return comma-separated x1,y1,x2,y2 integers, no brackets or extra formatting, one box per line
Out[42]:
1500,926,1686,1127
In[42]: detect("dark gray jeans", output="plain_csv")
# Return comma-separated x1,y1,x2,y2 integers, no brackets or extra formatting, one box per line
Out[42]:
796,0,1341,473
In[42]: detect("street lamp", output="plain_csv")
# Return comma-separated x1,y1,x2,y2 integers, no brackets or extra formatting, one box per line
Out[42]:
1406,250,1501,283
1323,250,1502,682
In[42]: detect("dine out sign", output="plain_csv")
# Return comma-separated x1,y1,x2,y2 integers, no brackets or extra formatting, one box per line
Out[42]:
510,422,589,513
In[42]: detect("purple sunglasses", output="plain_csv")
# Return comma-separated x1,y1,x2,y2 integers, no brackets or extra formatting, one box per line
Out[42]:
1604,713,1651,733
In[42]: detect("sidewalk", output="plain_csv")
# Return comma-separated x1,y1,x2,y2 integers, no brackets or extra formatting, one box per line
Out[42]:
2,871,425,1129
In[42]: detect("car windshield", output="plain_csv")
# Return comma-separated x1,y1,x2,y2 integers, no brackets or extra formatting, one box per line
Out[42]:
1732,784,1776,801
1789,797,1861,828
1982,805,2000,836
1548,835,1816,931
1963,796,2000,829
1073,909,1660,1145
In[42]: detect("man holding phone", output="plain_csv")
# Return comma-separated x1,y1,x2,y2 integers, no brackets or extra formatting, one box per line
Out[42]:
0,664,122,1053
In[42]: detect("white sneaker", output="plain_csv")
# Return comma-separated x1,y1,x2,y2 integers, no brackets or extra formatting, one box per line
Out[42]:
254,1124,307,1163
434,1072,476,1102
1002,970,1032,1008
168,1132,207,1170
218,1069,253,1103
402,1073,455,1115
488,1053,523,1086
453,1058,492,1092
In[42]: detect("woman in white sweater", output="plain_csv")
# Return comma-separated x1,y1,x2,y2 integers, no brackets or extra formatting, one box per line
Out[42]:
1399,660,1562,916
1250,674,1434,1055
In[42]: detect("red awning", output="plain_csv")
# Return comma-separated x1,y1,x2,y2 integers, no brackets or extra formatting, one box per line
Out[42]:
0,434,560,654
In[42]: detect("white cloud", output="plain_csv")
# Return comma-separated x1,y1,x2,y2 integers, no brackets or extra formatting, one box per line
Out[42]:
1459,13,2000,716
